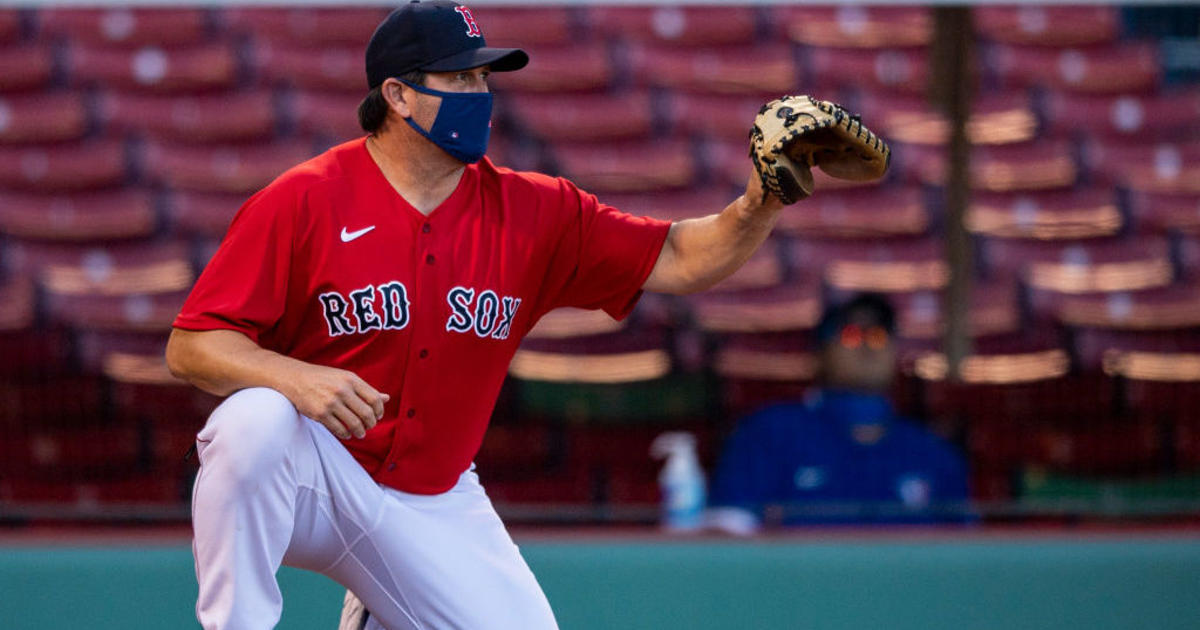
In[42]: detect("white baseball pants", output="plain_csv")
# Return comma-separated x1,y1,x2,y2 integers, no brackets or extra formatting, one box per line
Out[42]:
191,387,559,630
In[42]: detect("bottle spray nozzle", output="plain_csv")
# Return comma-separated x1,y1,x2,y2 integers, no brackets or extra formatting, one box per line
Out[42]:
650,431,698,459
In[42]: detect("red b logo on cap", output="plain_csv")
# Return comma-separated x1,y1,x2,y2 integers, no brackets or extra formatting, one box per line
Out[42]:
454,6,482,38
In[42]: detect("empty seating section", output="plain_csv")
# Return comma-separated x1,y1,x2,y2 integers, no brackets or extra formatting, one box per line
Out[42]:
0,4,1197,516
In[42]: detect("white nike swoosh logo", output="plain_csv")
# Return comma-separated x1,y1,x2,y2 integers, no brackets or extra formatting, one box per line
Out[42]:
340,226,376,242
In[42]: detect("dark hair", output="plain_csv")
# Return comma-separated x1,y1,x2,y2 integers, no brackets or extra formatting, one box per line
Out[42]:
357,70,426,134
815,293,897,344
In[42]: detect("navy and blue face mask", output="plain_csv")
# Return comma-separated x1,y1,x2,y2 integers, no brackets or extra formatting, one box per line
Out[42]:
400,79,492,164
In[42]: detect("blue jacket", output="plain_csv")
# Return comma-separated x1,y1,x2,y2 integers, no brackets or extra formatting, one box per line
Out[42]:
710,389,972,525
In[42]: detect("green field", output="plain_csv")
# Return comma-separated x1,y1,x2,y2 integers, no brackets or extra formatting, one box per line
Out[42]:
2,534,1199,629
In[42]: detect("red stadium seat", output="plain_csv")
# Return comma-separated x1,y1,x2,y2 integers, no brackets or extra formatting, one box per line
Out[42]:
857,90,1038,146
476,7,575,48
39,8,211,47
483,470,593,504
166,190,243,238
0,329,73,376
903,140,1077,191
630,43,799,94
713,332,816,416
526,307,626,340
74,329,171,375
890,279,1022,341
293,90,364,143
45,290,188,333
780,5,931,48
914,332,1076,446
0,276,34,331
987,43,1161,94
596,187,735,224
472,424,556,475
791,237,948,293
689,276,822,333
1129,191,1200,235
224,7,385,45
253,42,363,91
1175,234,1200,278
505,90,652,141
0,374,107,433
8,239,194,297
713,331,817,381
809,47,929,95
1084,139,1200,195
0,474,186,505
99,90,276,142
0,189,156,241
490,43,613,93
1044,90,1200,140
588,6,758,46
0,422,145,480
1076,328,1200,379
975,6,1119,46
0,45,55,92
1053,282,1200,334
1078,331,1200,467
965,187,1123,240
982,236,1172,294
0,9,20,44
0,92,88,144
775,185,930,239
511,329,671,384
67,42,239,92
0,140,127,191
548,138,694,193
143,139,316,194
664,91,783,142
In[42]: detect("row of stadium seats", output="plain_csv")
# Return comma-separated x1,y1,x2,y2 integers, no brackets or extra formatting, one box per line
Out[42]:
1,4,1198,513
0,6,1138,49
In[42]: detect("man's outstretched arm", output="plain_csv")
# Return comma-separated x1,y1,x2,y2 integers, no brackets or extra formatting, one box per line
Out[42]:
642,174,786,295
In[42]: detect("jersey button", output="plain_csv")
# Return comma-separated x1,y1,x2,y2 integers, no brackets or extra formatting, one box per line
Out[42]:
406,408,416,418
419,349,429,359
386,462,396,472
425,254,435,264
422,224,431,234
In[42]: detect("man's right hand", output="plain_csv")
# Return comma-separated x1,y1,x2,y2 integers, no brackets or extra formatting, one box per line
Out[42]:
281,364,390,440
165,328,390,441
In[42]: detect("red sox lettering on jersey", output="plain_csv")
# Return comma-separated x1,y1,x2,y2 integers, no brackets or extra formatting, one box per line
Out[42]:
319,283,520,341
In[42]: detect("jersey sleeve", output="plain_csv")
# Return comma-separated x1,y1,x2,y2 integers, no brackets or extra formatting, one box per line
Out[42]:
540,180,671,320
172,186,297,344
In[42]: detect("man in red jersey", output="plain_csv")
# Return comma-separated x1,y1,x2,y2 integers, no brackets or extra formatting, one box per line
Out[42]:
166,2,785,628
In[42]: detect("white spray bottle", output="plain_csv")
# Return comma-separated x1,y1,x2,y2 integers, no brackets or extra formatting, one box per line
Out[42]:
650,431,707,532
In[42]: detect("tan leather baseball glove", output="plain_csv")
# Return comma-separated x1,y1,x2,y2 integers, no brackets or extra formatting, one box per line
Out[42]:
749,95,891,204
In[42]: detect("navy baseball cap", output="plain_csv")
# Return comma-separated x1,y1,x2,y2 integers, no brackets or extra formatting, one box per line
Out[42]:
366,1,529,89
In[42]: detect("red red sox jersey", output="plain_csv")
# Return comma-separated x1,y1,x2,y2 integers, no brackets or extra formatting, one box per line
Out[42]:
174,138,671,494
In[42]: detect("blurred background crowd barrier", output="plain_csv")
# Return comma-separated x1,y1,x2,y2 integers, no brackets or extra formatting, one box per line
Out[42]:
1,2,1199,526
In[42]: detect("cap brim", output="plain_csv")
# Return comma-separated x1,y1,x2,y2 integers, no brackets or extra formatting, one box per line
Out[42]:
421,47,528,73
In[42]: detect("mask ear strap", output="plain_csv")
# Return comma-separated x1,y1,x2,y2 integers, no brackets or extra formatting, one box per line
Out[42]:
398,78,441,97
396,78,438,136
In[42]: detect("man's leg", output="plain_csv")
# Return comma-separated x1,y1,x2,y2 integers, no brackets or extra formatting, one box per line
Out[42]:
315,462,558,630
191,388,313,630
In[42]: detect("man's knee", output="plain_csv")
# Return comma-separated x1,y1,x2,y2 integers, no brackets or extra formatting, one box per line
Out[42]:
199,387,303,486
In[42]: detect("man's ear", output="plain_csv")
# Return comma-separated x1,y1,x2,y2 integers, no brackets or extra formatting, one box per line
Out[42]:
380,78,412,119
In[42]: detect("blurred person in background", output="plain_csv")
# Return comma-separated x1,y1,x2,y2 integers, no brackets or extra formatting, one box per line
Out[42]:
707,293,971,533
